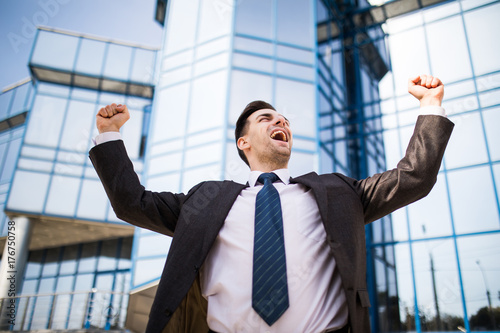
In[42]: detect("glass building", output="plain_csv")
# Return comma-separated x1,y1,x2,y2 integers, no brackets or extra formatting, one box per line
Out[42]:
0,0,499,331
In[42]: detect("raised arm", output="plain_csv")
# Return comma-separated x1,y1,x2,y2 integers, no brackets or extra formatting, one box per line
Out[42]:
90,103,185,236
353,75,453,223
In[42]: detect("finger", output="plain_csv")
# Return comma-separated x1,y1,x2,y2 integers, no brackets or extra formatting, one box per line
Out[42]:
97,107,107,118
424,75,433,88
408,76,419,91
410,75,420,83
419,75,427,87
116,104,125,112
105,105,115,117
431,76,442,87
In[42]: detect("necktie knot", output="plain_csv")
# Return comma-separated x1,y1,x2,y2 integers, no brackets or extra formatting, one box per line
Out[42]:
258,172,279,186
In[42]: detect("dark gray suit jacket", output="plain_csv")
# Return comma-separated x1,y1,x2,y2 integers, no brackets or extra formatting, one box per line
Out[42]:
89,115,453,333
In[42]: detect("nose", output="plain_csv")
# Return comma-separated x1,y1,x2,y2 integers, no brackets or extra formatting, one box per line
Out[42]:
275,115,286,126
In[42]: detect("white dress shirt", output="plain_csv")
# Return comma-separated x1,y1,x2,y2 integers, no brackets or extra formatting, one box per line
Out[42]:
93,105,446,332
201,169,348,333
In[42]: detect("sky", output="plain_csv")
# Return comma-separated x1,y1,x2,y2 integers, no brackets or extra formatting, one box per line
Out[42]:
0,0,163,91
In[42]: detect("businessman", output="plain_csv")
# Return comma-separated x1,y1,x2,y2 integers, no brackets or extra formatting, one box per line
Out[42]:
89,75,454,333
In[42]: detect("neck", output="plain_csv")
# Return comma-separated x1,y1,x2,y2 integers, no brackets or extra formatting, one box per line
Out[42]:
249,161,288,173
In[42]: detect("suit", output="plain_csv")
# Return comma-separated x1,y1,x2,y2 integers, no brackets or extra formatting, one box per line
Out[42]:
89,115,454,333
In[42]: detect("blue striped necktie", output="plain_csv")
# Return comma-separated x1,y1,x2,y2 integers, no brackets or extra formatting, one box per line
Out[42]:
252,172,289,325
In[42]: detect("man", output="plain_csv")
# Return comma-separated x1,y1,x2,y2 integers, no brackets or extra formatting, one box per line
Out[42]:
89,75,454,333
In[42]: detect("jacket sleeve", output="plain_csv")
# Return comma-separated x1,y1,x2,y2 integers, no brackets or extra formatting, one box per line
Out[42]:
89,139,188,236
339,115,454,224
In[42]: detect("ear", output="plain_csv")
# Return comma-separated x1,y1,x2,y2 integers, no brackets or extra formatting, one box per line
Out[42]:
237,136,250,151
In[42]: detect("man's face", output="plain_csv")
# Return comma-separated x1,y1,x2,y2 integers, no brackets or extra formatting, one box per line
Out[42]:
239,109,293,170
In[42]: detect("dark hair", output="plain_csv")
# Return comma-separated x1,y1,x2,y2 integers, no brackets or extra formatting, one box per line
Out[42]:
235,100,276,166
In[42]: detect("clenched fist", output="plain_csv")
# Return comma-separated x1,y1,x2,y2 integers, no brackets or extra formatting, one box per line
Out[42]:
96,103,130,134
408,75,444,107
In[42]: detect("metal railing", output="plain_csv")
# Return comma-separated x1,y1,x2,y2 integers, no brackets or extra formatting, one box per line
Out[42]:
0,289,129,331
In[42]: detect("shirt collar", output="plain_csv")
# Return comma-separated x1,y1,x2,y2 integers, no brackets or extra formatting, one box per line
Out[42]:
248,169,290,187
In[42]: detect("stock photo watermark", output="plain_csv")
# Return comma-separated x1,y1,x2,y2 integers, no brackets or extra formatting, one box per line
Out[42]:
6,0,72,53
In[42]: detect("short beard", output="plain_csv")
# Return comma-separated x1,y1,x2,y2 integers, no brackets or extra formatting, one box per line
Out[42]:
260,147,291,170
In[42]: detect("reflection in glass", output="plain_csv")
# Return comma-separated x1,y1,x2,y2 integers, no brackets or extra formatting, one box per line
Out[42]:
408,174,452,239
457,234,500,331
412,239,464,331
447,165,499,234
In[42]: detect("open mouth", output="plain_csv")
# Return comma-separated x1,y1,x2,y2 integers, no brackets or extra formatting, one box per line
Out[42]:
270,129,288,142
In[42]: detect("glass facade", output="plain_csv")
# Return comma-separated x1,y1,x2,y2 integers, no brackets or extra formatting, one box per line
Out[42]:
378,0,500,331
17,237,132,330
0,0,498,332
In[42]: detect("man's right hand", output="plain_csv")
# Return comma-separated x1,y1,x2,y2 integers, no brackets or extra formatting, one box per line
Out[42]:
96,103,130,134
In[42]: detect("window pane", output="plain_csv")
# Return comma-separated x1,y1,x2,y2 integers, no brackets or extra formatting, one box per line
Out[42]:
185,143,222,168
235,0,273,39
130,49,155,83
387,27,430,96
164,0,199,54
408,174,452,239
276,0,313,47
394,243,416,330
42,248,60,277
447,165,499,234
25,250,44,279
10,83,30,115
228,71,273,125
134,258,165,286
60,244,78,275
7,170,50,213
197,0,232,43
444,112,488,169
233,53,272,73
0,137,22,183
60,100,95,153
413,239,464,331
103,44,133,80
152,83,189,142
98,239,118,272
188,70,227,133
458,233,500,331
31,31,79,71
78,242,98,273
464,3,500,76
275,78,316,137
76,179,108,221
425,16,472,83
45,175,81,216
137,234,172,257
0,90,12,119
483,107,500,161
24,95,67,148
75,39,106,76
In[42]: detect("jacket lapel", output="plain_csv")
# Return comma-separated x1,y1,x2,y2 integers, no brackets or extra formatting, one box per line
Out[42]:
199,181,248,255
290,172,329,225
